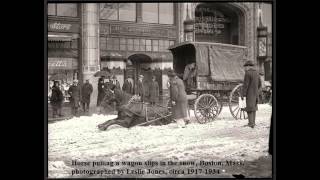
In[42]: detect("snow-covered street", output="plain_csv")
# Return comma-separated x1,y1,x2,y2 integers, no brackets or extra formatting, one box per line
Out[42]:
48,104,272,178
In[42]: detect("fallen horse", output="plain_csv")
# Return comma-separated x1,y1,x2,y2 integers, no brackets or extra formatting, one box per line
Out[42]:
97,86,172,131
98,101,172,130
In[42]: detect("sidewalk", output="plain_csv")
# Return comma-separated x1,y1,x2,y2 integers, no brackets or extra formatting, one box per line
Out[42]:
48,103,116,122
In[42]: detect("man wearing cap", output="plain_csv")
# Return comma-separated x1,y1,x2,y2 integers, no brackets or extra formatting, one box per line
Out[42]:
241,60,261,128
168,70,189,128
68,79,81,117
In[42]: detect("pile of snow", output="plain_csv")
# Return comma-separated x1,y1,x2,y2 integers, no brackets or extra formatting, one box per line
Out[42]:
48,104,272,178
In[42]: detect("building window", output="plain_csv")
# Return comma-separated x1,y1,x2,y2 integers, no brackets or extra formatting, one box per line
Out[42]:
100,37,107,50
120,38,126,51
119,3,136,21
48,3,78,17
152,40,159,52
100,3,118,20
100,3,136,22
106,38,113,50
169,40,175,46
142,3,158,23
140,39,146,51
112,38,120,50
57,4,78,17
159,3,174,24
142,3,174,24
48,4,56,16
134,39,140,51
164,40,170,51
146,40,152,51
106,38,120,50
127,39,134,51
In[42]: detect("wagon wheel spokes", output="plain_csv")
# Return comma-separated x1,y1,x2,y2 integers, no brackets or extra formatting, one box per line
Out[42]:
194,94,219,123
229,84,248,120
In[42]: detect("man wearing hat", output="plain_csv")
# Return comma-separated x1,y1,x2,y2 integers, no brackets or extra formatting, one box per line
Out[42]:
168,70,189,128
241,60,262,128
111,75,121,90
81,79,93,114
50,81,64,118
136,74,146,102
68,79,81,117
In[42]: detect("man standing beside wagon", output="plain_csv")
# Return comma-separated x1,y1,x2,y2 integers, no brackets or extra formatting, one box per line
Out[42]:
241,60,262,128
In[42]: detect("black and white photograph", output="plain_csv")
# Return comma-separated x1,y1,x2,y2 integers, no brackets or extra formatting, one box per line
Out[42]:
46,1,274,178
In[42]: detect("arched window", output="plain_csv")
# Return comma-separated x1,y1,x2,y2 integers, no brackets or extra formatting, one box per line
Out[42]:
195,3,245,45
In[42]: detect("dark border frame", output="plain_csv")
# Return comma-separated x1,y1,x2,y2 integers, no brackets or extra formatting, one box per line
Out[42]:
44,1,275,180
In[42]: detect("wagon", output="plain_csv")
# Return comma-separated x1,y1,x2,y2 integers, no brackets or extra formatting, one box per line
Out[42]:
168,41,249,123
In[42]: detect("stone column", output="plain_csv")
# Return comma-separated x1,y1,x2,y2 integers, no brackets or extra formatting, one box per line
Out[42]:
81,3,100,110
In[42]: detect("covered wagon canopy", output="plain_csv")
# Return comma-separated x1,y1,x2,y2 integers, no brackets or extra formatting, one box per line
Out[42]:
168,42,248,82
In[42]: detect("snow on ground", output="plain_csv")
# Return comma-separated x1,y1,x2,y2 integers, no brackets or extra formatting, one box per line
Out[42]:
48,104,272,178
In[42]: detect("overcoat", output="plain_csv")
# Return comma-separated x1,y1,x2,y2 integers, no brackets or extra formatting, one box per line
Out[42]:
68,85,81,108
170,76,188,119
81,83,93,103
50,86,64,107
241,68,262,112
97,81,106,106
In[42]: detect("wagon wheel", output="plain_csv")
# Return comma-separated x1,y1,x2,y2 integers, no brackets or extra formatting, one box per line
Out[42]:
194,94,219,124
229,84,248,120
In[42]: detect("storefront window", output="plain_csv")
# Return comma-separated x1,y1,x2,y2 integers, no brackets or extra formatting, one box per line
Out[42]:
146,40,152,51
140,39,146,51
142,3,158,23
134,39,140,51
119,3,136,21
48,4,56,16
127,39,133,51
100,3,118,20
120,38,126,51
57,4,78,17
159,3,174,24
152,40,159,52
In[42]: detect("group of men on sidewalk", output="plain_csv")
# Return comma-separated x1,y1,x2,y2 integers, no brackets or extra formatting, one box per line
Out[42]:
50,79,93,118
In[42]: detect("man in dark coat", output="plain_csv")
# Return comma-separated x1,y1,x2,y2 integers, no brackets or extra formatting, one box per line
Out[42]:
241,60,262,128
68,80,81,117
97,77,106,114
50,81,64,118
168,70,189,127
81,79,93,113
149,76,159,105
136,74,149,102
122,78,133,94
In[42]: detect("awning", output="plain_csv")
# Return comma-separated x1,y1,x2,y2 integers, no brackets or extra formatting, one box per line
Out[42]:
100,51,124,61
48,34,72,42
